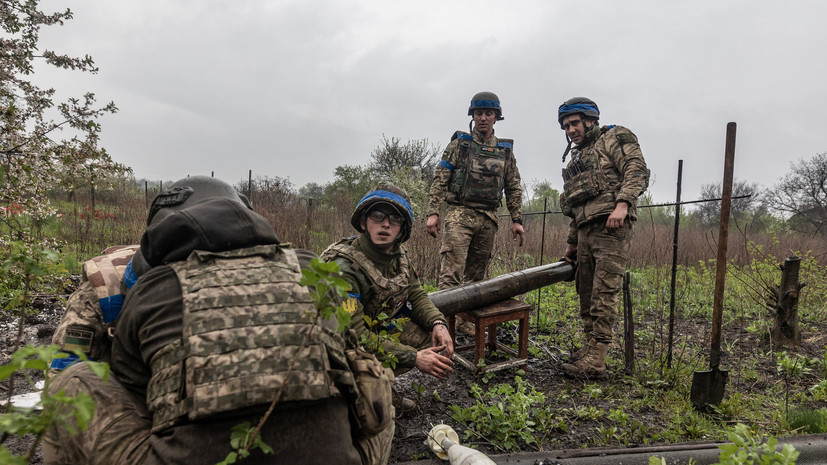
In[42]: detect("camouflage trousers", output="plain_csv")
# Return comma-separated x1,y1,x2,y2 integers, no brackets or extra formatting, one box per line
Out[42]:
42,363,152,465
438,206,498,290
575,218,633,344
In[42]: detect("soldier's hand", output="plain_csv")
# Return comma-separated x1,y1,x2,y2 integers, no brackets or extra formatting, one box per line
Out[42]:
426,214,441,238
564,243,577,263
416,346,454,379
511,222,525,246
431,324,454,360
606,202,629,231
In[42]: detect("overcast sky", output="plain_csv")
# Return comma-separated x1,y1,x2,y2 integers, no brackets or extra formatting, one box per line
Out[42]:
36,0,827,205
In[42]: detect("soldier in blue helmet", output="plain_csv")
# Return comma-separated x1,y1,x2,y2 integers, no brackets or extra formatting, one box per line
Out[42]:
426,91,525,333
323,182,455,380
556,97,650,378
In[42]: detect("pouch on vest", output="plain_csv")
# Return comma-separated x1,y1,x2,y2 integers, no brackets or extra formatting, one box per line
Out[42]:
563,169,601,205
346,347,395,437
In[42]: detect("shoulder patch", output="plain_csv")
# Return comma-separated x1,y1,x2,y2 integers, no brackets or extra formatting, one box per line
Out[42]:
63,325,94,353
453,131,473,142
616,132,638,145
343,297,359,314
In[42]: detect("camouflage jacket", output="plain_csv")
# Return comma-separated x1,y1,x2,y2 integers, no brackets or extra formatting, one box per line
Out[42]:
50,245,139,371
428,128,522,224
111,199,360,463
560,124,649,243
323,234,445,370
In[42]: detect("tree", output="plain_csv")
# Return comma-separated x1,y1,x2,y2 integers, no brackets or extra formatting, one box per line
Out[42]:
764,152,827,234
1,0,127,240
325,164,376,213
525,179,560,213
298,182,325,201
692,179,759,227
368,134,440,184
386,166,429,220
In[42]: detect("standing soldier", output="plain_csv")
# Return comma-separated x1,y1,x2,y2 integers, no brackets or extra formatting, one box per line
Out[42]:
426,91,525,297
557,97,649,378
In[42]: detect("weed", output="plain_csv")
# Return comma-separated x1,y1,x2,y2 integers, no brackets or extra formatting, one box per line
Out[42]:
575,405,603,421
787,407,827,434
584,384,602,399
0,346,109,464
809,379,827,401
595,425,620,445
777,351,814,415
713,423,798,465
607,407,629,427
449,377,555,452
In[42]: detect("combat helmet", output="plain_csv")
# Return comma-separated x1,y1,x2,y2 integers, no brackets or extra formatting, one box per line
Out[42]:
147,176,252,226
351,182,414,243
557,97,600,128
468,91,505,121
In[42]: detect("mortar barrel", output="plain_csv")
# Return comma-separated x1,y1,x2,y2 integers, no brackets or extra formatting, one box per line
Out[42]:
428,261,574,317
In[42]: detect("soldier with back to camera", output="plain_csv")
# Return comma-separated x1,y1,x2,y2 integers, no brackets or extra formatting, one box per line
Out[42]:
43,176,388,465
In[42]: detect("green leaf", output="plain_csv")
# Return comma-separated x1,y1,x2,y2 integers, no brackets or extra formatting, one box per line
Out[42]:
0,447,28,465
84,360,111,382
0,363,20,381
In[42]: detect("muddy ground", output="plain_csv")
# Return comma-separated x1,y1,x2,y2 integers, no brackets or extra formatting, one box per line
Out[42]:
2,280,825,464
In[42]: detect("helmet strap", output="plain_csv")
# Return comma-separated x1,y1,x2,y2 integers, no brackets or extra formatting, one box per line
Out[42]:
562,135,573,162
468,120,473,133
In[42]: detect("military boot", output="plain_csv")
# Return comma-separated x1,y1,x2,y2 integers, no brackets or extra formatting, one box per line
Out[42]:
561,340,609,379
569,338,593,362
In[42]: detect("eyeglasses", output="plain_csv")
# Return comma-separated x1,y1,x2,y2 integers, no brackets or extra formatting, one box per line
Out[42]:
367,210,405,226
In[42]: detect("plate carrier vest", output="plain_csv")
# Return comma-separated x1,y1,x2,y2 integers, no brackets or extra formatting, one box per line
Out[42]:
561,126,625,208
321,237,411,322
146,244,350,432
445,131,513,210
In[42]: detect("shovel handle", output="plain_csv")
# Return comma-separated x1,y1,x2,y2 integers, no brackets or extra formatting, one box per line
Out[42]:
710,122,736,369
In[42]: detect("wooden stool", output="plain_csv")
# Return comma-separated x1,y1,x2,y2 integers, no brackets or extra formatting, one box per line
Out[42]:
448,298,530,372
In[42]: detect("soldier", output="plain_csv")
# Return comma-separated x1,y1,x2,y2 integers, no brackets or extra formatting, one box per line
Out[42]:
557,97,649,378
44,176,374,465
323,183,455,380
49,245,142,373
426,91,524,290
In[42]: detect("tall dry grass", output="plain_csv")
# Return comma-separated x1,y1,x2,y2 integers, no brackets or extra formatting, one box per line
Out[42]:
50,182,825,287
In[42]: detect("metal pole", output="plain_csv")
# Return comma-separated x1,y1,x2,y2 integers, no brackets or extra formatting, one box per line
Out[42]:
248,170,253,198
535,197,548,328
623,271,634,372
710,123,736,370
667,159,683,368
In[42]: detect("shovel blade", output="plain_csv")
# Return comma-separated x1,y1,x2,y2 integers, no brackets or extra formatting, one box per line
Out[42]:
690,369,729,411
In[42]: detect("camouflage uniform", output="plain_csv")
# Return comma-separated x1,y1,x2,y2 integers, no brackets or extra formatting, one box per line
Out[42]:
323,234,446,374
50,245,139,372
45,191,367,465
428,129,523,289
560,124,649,343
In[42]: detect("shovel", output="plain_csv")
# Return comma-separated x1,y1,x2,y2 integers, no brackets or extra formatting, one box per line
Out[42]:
690,122,736,410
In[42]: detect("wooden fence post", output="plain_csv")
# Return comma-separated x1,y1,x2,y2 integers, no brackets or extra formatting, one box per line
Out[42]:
771,256,803,347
